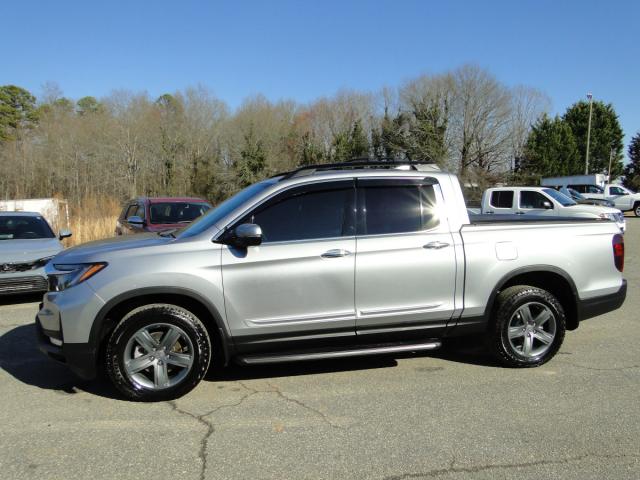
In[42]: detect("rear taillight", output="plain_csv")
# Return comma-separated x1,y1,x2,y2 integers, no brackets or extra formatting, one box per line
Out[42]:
613,234,624,272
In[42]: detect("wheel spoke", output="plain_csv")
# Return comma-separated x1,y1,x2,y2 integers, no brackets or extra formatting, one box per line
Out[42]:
154,361,170,388
534,309,552,327
534,329,554,345
160,327,182,350
518,305,534,324
522,332,534,355
166,352,192,368
125,354,154,374
134,330,159,353
508,326,525,340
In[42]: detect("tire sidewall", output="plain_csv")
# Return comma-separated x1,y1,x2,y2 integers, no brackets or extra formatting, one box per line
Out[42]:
495,287,566,367
105,305,211,401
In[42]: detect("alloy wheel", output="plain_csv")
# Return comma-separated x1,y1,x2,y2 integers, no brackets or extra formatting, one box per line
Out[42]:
123,323,195,390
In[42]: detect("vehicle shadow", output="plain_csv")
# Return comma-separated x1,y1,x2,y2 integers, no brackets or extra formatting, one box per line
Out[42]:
0,324,500,401
0,292,43,306
0,324,121,399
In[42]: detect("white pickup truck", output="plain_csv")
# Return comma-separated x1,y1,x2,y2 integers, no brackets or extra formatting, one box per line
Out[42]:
481,186,626,232
580,184,640,217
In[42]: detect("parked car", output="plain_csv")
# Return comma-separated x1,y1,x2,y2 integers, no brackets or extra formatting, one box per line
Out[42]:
580,184,640,217
0,212,71,295
541,175,640,217
115,197,212,235
37,161,626,401
481,186,626,232
549,186,615,208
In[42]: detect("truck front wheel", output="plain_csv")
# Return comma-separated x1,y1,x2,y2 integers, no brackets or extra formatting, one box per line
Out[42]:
634,202,640,217
105,304,212,401
490,286,566,367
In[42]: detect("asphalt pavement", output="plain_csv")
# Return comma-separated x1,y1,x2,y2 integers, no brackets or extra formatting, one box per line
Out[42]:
1,220,638,480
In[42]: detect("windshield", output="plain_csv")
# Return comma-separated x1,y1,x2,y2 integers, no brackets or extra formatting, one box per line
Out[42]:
543,188,577,207
177,178,279,238
566,188,585,200
0,215,55,240
149,202,211,224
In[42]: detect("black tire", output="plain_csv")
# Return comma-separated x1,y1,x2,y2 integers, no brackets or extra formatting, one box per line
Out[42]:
490,285,566,368
105,304,211,401
634,202,640,217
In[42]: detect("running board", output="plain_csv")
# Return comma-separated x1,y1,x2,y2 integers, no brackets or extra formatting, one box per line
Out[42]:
236,340,442,365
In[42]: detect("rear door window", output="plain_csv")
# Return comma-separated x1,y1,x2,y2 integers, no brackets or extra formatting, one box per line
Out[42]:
358,180,439,235
490,191,514,209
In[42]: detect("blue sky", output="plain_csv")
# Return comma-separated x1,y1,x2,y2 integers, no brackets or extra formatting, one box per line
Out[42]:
5,0,639,153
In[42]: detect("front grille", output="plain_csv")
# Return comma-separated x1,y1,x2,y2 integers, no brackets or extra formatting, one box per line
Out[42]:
0,260,42,273
0,275,48,294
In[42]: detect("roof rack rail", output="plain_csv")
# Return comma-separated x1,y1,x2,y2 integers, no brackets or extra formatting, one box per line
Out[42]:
278,158,440,180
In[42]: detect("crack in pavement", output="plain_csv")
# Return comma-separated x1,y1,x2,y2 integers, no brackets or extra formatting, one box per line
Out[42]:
266,381,345,430
166,380,345,479
166,382,260,480
382,453,640,479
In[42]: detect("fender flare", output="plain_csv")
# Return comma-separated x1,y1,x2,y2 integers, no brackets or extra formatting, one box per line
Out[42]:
89,286,233,363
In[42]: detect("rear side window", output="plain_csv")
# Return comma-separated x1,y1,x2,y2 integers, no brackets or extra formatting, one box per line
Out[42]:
243,184,354,243
359,183,439,235
490,191,514,209
519,191,549,209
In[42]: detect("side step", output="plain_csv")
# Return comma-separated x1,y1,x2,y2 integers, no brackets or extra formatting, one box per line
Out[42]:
236,340,442,365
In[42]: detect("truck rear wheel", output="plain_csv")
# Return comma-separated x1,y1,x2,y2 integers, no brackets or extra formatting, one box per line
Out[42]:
634,202,640,217
105,304,212,401
490,286,566,367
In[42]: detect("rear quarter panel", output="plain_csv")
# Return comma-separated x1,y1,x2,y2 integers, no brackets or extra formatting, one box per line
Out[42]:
460,222,623,318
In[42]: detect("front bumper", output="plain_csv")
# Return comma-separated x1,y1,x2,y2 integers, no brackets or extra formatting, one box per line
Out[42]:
35,315,98,380
35,282,106,380
577,279,627,322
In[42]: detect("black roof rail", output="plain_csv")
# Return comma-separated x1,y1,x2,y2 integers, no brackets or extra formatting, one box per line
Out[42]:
278,158,438,180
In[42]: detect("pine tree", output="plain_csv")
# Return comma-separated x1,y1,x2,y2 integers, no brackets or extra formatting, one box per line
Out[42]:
522,115,581,176
623,132,640,191
563,100,624,177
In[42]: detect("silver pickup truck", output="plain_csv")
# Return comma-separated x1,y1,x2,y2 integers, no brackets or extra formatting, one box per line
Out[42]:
36,161,627,401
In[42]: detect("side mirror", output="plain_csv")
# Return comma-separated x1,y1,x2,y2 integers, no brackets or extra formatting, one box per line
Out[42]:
542,201,553,209
226,223,262,248
127,216,145,227
59,229,72,240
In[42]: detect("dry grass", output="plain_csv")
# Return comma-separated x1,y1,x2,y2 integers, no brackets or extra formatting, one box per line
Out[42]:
64,196,121,247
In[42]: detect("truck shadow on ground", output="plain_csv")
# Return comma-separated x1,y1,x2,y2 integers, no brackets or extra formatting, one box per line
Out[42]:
0,292,42,306
0,324,500,401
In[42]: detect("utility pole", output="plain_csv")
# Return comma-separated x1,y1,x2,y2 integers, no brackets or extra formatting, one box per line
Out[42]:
585,92,593,175
607,145,614,184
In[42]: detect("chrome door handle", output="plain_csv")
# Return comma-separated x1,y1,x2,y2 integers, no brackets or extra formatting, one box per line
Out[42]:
321,249,352,258
515,211,525,215
423,241,450,250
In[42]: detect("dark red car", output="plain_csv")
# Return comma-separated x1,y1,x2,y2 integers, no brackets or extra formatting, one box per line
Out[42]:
115,197,212,235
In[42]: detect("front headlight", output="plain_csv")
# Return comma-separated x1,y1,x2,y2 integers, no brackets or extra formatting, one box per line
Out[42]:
34,256,55,268
598,213,616,221
47,263,107,292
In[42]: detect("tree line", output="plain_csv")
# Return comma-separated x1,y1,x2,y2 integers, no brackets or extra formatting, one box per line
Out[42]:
0,64,633,208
